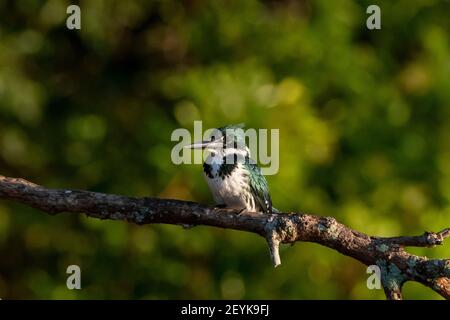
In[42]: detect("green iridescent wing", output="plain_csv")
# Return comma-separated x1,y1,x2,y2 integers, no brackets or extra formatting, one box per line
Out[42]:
245,159,273,214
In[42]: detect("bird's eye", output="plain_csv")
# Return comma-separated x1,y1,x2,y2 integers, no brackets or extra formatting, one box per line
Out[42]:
210,136,215,141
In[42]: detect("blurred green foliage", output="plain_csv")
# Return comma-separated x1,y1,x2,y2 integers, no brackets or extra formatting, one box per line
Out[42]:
0,0,449,299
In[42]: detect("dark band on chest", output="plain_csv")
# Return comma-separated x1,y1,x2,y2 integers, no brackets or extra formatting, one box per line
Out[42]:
203,162,214,178
203,154,242,179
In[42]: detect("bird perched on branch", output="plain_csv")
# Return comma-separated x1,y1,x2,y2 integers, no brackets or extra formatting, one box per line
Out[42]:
185,124,274,214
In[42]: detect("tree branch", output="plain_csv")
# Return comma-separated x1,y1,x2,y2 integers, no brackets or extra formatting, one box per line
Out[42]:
0,175,449,300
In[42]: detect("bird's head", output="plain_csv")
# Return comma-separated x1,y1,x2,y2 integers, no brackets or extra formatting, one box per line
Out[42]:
184,123,249,157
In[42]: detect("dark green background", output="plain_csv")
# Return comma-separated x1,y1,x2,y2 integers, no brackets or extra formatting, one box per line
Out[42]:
0,0,449,299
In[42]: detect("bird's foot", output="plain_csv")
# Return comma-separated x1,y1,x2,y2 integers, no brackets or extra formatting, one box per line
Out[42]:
237,207,248,215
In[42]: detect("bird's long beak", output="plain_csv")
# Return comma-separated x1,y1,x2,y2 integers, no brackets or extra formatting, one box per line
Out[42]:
183,140,211,149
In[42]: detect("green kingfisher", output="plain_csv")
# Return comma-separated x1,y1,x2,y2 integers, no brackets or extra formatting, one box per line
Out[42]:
185,124,274,214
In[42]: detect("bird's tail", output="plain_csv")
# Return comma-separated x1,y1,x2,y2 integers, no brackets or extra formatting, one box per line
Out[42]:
271,207,280,213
